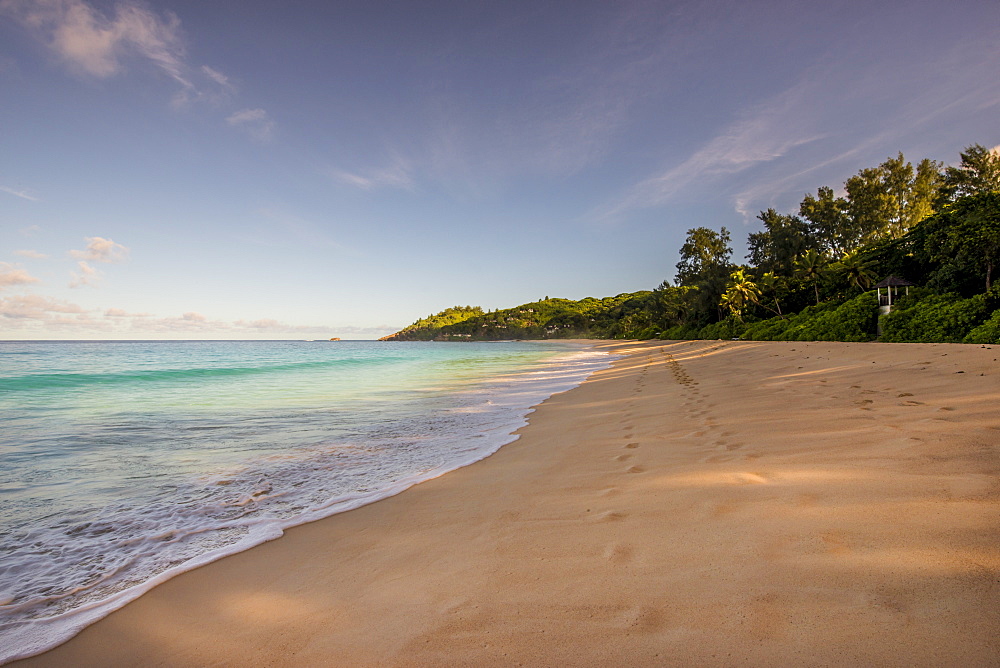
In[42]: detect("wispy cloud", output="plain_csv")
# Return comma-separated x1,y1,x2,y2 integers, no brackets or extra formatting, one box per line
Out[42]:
1,0,187,81
226,108,274,141
598,81,824,221
200,65,233,92
69,260,99,288
597,24,1000,225
104,307,151,317
329,156,415,192
0,263,40,289
15,250,48,259
3,0,249,124
0,294,395,338
0,294,87,319
0,185,39,201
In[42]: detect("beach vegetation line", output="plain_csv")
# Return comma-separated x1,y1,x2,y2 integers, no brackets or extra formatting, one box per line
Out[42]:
383,143,1000,344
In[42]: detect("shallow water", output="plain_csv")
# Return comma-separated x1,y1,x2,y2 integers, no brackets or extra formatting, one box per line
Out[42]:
0,339,613,662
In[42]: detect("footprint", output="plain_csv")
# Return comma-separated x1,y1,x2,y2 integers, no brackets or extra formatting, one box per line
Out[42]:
594,510,628,522
626,465,646,474
615,453,633,462
819,532,851,555
796,494,819,507
604,543,634,563
620,606,666,632
624,442,640,449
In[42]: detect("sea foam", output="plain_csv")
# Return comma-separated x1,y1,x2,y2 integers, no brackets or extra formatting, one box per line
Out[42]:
0,340,614,663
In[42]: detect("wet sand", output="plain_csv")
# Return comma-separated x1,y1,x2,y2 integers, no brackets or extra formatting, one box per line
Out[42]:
16,340,1000,667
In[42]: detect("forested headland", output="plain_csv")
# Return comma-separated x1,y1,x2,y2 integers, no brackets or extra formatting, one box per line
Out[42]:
382,143,1000,344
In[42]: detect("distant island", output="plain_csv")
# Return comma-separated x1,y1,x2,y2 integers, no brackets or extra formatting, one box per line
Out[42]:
383,143,1000,345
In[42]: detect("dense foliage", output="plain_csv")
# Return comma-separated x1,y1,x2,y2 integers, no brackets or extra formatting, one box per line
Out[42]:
384,143,1000,344
382,293,656,341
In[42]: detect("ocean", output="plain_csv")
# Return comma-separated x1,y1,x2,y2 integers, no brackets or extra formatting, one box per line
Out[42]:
0,339,614,663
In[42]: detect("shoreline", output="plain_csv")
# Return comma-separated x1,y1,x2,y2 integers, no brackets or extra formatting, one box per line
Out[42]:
15,340,1000,666
1,340,610,665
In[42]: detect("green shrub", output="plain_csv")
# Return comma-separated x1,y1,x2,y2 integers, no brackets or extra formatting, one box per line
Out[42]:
739,293,877,342
742,315,793,340
797,292,878,341
963,309,1000,344
631,326,660,340
880,293,994,342
697,318,747,340
658,324,700,340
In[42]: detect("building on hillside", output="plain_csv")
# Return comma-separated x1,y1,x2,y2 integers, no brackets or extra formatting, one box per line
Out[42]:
874,276,916,316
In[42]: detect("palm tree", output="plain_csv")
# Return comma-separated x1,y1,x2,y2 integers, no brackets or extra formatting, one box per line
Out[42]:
795,249,830,305
720,268,761,322
836,252,877,292
756,271,784,317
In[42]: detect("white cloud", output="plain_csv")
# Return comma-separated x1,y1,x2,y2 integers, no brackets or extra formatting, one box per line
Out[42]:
0,296,395,338
69,260,99,288
226,108,274,140
104,307,151,317
69,236,129,263
0,184,39,201
0,263,40,289
0,294,88,319
15,250,48,259
67,238,127,287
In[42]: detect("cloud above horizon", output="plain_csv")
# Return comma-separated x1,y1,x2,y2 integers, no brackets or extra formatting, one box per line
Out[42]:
0,184,40,201
0,292,396,338
329,155,415,192
0,293,87,319
15,250,49,259
595,25,1000,225
226,108,274,140
1,0,187,81
0,263,40,289
67,237,129,288
1,0,248,113
70,236,130,263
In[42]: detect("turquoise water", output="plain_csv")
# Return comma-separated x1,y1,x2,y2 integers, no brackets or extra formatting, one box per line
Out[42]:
0,340,613,662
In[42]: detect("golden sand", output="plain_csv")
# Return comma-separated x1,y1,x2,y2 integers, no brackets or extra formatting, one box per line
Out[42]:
16,341,1000,667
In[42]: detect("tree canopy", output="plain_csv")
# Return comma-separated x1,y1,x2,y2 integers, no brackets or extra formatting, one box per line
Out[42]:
384,142,1000,345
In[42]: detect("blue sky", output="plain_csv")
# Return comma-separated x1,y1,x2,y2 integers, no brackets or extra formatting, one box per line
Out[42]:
2,0,998,339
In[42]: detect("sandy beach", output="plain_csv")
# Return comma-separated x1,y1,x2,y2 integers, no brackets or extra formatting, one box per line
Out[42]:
16,340,1000,667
